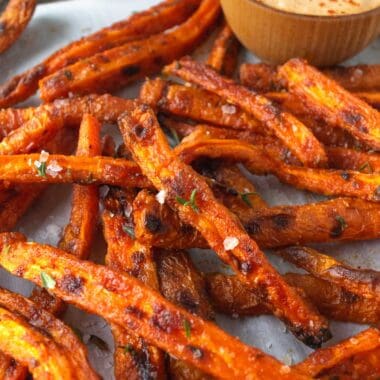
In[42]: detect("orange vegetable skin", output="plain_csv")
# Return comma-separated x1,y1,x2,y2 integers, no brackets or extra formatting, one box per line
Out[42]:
0,235,308,380
118,102,330,347
0,306,87,380
0,0,200,107
133,195,380,249
102,187,166,380
0,0,36,53
176,138,380,202
59,114,101,259
164,57,327,168
278,58,380,150
39,0,220,101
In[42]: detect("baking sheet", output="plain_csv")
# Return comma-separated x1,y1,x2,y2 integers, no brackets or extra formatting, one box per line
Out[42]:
0,0,379,378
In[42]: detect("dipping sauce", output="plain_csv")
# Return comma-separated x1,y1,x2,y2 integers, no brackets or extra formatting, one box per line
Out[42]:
256,0,380,16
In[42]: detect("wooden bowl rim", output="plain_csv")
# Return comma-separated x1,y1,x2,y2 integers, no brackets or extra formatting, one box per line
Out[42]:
240,0,380,21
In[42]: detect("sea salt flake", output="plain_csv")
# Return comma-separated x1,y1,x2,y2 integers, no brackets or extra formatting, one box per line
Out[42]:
221,104,236,115
156,190,167,205
223,237,239,250
47,160,63,174
39,150,49,163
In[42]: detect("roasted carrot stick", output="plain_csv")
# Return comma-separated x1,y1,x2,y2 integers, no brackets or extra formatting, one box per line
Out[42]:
133,195,380,249
30,114,101,316
0,0,36,54
206,272,380,324
240,62,380,94
0,154,150,188
119,102,330,347
155,249,213,380
295,328,380,377
0,234,309,379
278,246,380,302
207,22,240,76
0,287,96,379
176,138,380,202
103,187,166,380
164,57,327,167
278,58,380,150
39,0,220,101
0,0,200,107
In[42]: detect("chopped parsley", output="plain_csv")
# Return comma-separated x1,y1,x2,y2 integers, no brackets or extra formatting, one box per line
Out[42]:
123,343,135,355
359,161,373,173
183,319,191,338
176,189,199,213
36,162,47,177
122,224,135,239
40,271,56,289
336,215,348,231
240,192,257,207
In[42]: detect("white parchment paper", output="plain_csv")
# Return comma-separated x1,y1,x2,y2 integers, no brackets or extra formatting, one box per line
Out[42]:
0,1,379,378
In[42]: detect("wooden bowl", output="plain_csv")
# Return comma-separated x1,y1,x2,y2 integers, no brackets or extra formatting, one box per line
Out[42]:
221,0,380,66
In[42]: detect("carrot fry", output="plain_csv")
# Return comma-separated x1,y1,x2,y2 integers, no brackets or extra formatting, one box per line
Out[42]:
0,154,150,188
59,114,101,259
206,273,380,324
0,234,309,379
295,328,380,377
0,0,200,108
119,102,330,347
39,0,220,101
0,109,64,155
0,356,26,380
0,287,97,379
133,195,380,249
278,246,380,302
278,58,380,150
164,57,327,167
156,249,213,380
31,115,101,316
0,306,79,380
240,62,380,94
0,0,36,54
176,138,380,202
103,187,166,380
207,22,240,76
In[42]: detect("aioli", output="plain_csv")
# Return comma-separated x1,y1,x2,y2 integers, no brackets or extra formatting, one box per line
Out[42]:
256,0,380,16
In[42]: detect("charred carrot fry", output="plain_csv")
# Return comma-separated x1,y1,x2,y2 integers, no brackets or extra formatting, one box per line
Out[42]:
103,187,166,380
0,0,200,108
0,356,26,380
155,249,213,380
0,0,36,54
207,273,380,324
133,195,380,249
278,246,380,302
295,328,380,377
176,138,380,202
0,109,64,155
30,115,101,316
119,102,330,347
165,57,327,167
207,22,240,76
0,234,309,379
278,58,380,150
240,62,380,94
0,287,97,379
0,306,79,380
0,154,150,188
58,114,101,259
39,0,220,101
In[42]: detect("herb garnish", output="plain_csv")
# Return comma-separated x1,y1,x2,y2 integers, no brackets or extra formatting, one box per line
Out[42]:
359,161,373,173
123,343,135,355
122,224,135,239
36,162,47,177
176,189,199,213
183,319,191,338
335,215,348,231
240,192,257,207
40,271,56,289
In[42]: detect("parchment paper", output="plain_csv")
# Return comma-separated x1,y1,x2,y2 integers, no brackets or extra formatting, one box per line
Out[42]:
0,1,379,378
